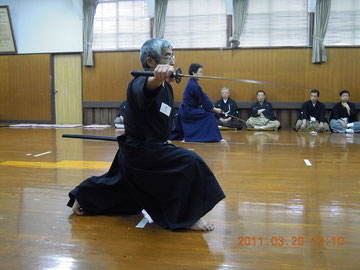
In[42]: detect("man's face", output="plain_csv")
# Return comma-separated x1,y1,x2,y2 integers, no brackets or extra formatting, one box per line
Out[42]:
158,47,175,66
194,67,203,76
340,93,349,103
257,92,265,103
310,93,318,103
221,89,230,99
147,47,175,70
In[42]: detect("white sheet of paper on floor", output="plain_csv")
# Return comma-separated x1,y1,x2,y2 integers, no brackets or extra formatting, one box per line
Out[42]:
114,124,125,129
54,124,82,128
9,124,34,128
304,159,312,166
136,217,149,228
142,209,153,223
84,125,111,129
136,209,153,229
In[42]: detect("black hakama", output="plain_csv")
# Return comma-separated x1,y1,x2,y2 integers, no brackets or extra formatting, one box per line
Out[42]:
67,76,225,230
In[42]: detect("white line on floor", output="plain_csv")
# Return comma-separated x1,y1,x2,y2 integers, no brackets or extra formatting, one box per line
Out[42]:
33,151,52,157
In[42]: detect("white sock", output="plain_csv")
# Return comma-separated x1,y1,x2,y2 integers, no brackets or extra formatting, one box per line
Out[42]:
345,129,354,133
347,123,354,128
254,126,264,130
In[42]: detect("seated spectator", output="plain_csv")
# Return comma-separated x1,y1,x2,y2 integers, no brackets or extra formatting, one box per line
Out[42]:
170,63,223,142
330,90,360,133
214,87,242,130
295,89,330,132
114,100,127,128
246,90,280,130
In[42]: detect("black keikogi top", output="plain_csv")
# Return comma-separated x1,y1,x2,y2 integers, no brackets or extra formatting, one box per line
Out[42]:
250,101,276,121
214,98,239,118
67,75,226,230
330,102,358,123
124,76,174,142
299,100,327,123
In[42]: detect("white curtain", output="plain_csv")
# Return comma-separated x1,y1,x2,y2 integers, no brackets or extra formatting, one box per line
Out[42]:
229,0,249,48
153,0,168,38
312,0,331,63
240,0,308,47
164,0,227,48
324,0,360,46
83,0,98,66
92,1,150,50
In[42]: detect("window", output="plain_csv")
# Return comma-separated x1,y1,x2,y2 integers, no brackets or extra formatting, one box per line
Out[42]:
93,0,150,50
240,0,309,47
324,0,360,46
164,0,227,48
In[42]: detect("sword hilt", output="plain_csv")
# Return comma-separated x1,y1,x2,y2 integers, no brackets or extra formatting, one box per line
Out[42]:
131,67,182,84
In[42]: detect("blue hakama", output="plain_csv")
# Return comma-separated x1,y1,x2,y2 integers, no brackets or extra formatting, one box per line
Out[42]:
171,78,222,142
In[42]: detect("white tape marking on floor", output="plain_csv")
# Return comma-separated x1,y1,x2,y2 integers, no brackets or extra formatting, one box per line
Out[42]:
33,151,52,157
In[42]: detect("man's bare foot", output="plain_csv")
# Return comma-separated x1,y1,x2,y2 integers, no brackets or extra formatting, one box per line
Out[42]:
220,139,227,143
72,199,85,216
185,218,214,231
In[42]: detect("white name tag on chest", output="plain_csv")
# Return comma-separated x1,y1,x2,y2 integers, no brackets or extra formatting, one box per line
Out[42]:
160,102,171,117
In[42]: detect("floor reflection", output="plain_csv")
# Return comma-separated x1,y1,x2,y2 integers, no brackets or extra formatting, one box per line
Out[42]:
1,128,360,269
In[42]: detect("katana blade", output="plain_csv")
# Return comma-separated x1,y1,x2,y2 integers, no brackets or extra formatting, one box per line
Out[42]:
131,67,335,91
180,73,282,87
220,111,247,124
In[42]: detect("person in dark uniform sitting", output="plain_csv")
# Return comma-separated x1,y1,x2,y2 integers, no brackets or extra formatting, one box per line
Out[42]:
170,63,223,142
246,90,280,130
214,87,242,129
295,89,330,132
330,90,360,133
114,100,127,128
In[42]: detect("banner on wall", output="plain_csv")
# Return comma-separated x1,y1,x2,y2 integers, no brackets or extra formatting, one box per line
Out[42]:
0,5,17,54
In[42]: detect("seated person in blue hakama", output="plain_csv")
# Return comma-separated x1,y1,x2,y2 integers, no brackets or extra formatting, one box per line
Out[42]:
170,63,223,142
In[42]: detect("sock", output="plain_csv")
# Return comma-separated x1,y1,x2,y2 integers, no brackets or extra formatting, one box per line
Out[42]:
345,129,354,133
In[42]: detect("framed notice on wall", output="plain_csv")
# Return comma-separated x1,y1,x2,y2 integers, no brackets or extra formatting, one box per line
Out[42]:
0,6,17,54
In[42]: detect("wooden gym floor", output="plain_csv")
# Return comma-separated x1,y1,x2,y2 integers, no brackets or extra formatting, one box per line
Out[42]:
0,127,359,270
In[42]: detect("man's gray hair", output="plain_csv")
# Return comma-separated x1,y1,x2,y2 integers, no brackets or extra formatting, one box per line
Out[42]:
221,87,230,92
140,38,173,69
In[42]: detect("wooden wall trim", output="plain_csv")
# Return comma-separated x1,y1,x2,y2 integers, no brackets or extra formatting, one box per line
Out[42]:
92,45,360,54
84,101,360,110
50,54,56,123
83,101,124,108
0,119,54,124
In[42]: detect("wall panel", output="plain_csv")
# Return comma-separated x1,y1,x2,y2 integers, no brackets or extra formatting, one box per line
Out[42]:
83,47,360,103
0,54,51,121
